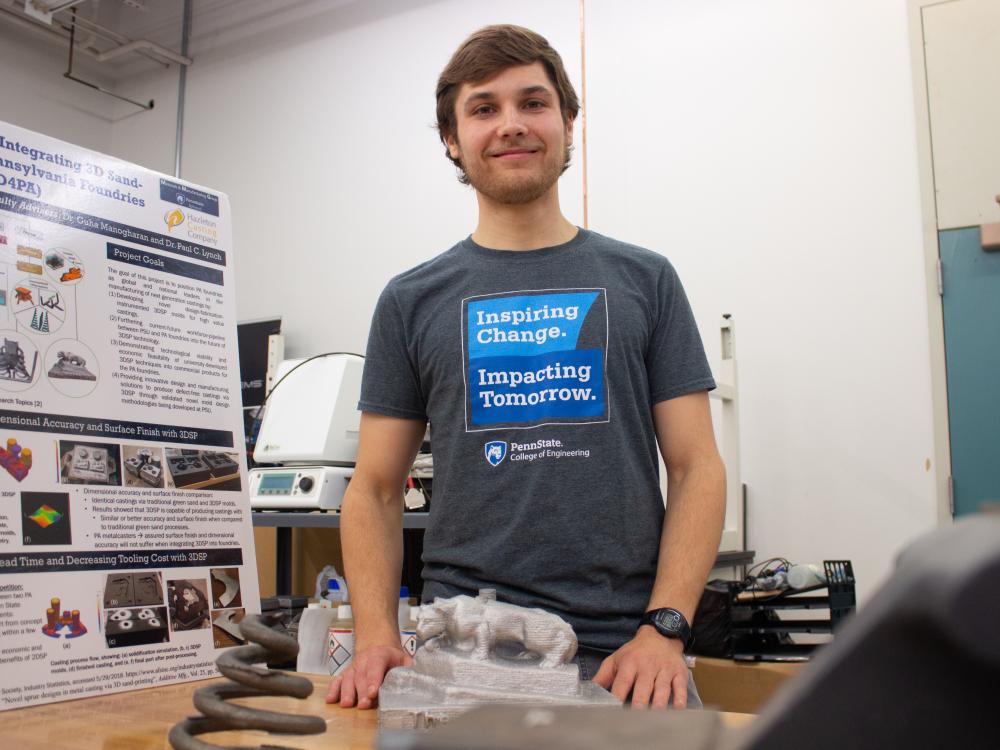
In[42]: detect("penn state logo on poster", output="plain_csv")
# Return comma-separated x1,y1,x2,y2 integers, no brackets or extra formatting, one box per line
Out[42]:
463,289,609,432
484,441,507,466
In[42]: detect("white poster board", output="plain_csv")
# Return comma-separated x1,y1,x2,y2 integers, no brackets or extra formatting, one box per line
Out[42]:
0,121,258,711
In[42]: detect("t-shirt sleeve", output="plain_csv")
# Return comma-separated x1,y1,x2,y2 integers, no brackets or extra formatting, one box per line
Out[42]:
647,262,716,403
357,283,428,420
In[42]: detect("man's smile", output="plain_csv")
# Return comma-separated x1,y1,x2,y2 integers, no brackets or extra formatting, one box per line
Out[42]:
490,147,540,160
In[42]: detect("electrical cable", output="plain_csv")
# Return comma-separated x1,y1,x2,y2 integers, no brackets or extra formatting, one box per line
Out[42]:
744,557,791,581
740,557,793,598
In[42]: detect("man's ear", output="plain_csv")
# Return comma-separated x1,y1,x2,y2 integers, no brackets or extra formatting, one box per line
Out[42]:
564,115,575,147
446,132,460,160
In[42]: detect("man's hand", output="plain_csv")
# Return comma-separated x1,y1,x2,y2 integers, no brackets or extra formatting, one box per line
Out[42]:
593,627,689,709
325,644,412,709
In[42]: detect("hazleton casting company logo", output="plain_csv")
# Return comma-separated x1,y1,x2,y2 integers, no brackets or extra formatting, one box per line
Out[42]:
164,208,185,232
484,441,507,467
185,212,219,245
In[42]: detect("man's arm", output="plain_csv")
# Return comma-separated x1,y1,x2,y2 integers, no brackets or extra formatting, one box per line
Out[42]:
594,390,726,708
325,412,426,709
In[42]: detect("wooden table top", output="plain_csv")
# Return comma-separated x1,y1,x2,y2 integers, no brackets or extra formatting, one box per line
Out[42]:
0,675,754,749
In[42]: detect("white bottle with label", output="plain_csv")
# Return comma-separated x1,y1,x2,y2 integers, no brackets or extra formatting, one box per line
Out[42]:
328,604,354,676
296,602,338,675
401,604,419,656
398,587,417,655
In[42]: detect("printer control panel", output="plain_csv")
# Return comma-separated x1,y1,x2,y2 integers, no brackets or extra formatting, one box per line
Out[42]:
249,465,352,510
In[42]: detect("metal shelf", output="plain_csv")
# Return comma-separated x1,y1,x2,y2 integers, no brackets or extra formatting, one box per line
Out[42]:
715,550,755,568
734,643,817,662
733,619,834,635
738,595,831,610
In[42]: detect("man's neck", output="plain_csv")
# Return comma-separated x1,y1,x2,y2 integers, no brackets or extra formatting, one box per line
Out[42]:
471,187,577,251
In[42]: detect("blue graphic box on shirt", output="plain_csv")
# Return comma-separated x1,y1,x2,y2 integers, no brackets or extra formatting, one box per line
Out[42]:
463,289,609,431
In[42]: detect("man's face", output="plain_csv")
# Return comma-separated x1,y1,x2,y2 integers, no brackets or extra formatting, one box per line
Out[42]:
447,62,573,205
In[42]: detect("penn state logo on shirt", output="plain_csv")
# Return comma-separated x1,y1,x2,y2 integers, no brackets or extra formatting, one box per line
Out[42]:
484,441,507,466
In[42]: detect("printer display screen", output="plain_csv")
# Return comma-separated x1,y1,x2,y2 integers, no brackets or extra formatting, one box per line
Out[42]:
258,473,295,493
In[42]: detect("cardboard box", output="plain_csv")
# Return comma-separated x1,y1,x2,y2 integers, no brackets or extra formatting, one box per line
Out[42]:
692,656,805,714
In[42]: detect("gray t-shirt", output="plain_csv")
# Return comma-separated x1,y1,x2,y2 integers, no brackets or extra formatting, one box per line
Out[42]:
359,229,715,649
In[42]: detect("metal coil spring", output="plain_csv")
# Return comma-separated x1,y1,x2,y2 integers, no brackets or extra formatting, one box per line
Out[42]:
168,613,326,750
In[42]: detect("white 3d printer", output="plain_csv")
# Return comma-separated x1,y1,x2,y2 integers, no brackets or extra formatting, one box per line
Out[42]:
248,353,363,510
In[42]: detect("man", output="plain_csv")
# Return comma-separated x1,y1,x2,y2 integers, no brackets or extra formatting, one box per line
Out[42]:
326,24,725,711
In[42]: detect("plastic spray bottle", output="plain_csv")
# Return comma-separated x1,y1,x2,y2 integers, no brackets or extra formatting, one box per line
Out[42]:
324,579,345,608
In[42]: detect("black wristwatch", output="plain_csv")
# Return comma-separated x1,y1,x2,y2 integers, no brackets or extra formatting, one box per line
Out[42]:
639,607,694,650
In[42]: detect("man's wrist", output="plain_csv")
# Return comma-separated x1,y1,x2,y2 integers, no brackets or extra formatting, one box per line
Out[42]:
356,640,406,654
355,623,404,652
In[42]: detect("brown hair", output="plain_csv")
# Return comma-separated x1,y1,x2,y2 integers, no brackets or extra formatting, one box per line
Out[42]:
436,25,580,182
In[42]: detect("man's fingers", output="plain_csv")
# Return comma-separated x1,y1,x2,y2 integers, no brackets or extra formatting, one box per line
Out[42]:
650,669,673,709
592,655,617,689
610,660,638,703
354,662,375,709
330,648,412,709
325,675,342,704
629,669,656,710
339,669,358,708
670,669,688,709
364,657,389,700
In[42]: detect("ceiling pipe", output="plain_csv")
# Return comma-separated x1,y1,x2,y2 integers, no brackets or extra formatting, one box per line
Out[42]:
34,0,88,13
0,2,98,57
91,37,191,66
57,0,98,49
54,11,170,68
57,10,190,66
1,1,178,69
62,10,135,42
1,0,190,69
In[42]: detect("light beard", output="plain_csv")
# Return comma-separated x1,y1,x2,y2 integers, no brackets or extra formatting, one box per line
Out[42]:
460,145,570,205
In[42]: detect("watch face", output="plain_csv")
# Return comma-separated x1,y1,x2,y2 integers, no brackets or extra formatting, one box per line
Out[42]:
654,609,683,635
